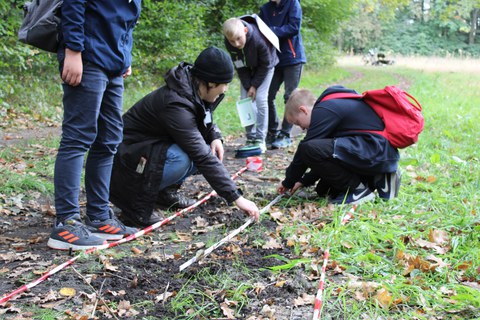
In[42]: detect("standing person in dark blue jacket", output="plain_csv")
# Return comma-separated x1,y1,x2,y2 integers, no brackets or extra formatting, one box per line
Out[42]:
277,86,401,205
47,0,141,251
260,0,306,149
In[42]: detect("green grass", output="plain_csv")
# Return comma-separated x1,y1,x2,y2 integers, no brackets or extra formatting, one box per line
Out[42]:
1,60,479,319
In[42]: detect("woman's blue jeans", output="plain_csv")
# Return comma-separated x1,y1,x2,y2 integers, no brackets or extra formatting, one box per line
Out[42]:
54,63,124,222
158,144,196,191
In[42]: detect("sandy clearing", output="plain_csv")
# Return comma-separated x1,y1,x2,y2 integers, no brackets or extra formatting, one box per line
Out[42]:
338,55,480,74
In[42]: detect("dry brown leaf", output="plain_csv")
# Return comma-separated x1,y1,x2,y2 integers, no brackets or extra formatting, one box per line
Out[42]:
117,300,140,317
154,291,175,303
293,293,315,306
374,287,392,309
461,281,480,290
341,241,353,249
131,247,142,255
220,302,236,319
262,237,282,249
347,280,382,293
225,244,242,254
425,254,449,269
103,259,119,272
428,229,449,245
275,280,286,287
253,282,266,295
187,242,206,251
286,238,296,247
269,210,288,223
59,287,76,297
414,238,448,254
193,216,209,228
174,232,192,242
455,261,472,270
260,304,276,318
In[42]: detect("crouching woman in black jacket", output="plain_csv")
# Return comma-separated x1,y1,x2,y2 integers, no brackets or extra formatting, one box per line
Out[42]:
110,46,260,227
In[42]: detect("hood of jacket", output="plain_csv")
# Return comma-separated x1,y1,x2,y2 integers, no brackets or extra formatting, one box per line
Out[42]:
164,62,200,105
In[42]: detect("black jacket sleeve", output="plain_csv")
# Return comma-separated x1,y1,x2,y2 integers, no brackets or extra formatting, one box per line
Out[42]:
162,101,241,203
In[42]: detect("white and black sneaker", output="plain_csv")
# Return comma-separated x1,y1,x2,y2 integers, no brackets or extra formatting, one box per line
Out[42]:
374,169,402,200
330,182,375,205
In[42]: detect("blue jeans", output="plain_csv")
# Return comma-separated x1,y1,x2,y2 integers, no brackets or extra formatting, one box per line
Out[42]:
267,63,303,135
158,144,196,191
54,63,124,221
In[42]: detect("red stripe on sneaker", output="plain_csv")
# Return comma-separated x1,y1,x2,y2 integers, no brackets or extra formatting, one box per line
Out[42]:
100,225,117,233
63,234,75,240
68,236,79,243
58,231,69,236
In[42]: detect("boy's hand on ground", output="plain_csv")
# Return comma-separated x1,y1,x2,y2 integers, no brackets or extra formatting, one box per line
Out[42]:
235,196,260,222
291,182,303,194
277,182,303,195
277,183,288,194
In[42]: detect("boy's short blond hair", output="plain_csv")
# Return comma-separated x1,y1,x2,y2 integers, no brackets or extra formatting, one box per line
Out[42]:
223,18,244,38
285,88,316,117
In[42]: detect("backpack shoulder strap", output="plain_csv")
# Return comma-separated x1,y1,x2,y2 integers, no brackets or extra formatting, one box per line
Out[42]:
320,92,363,102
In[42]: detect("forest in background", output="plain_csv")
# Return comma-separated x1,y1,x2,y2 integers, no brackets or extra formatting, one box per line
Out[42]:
1,0,479,70
0,0,479,113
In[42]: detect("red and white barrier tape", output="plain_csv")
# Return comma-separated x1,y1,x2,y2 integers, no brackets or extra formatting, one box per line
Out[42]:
312,248,329,320
312,204,358,320
0,166,249,304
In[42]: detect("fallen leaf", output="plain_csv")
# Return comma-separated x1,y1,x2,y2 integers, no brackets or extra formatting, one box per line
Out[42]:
174,232,192,242
374,287,392,309
253,282,266,295
455,261,472,270
341,241,353,249
425,254,449,269
59,287,76,297
260,304,276,318
220,302,236,319
262,237,282,249
275,280,286,287
428,229,449,245
155,291,175,303
461,281,480,290
414,238,449,254
293,293,315,306
103,260,119,272
131,247,142,255
192,216,209,228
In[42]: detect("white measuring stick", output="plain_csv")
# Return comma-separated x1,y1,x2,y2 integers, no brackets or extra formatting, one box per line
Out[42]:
179,194,284,272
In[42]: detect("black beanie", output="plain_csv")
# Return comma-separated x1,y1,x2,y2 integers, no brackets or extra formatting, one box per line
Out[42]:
191,46,234,84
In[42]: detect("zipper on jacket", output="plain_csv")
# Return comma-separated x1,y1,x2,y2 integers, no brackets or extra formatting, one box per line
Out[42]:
288,39,296,58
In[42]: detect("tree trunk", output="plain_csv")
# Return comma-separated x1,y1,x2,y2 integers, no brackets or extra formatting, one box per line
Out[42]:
469,8,479,45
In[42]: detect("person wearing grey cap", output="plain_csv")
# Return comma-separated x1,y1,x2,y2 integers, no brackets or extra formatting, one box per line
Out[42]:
110,46,260,227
